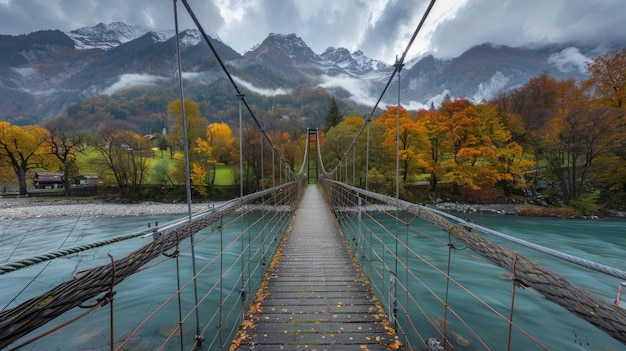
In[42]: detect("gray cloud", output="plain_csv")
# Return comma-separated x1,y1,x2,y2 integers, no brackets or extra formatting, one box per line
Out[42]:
1,0,624,63
0,0,223,38
548,47,592,74
430,0,625,58
358,0,426,62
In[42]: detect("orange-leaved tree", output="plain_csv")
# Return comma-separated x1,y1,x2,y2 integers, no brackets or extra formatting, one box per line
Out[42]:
584,48,626,194
539,80,621,203
415,110,449,190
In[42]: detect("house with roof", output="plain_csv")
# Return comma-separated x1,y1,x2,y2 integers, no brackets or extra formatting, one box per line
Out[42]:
33,172,64,189
75,174,102,186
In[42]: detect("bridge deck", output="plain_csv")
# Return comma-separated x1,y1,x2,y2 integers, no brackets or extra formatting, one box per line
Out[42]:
233,185,401,350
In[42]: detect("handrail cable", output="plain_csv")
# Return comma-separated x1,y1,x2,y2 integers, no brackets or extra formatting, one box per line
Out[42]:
430,207,626,281
0,182,301,349
323,179,626,345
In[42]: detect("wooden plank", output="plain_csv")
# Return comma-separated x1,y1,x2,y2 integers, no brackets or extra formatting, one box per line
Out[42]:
232,185,402,351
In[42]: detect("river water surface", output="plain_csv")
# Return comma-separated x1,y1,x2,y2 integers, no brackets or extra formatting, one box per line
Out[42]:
1,212,624,350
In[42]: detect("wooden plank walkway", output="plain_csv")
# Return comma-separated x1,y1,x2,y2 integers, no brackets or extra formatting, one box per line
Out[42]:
232,185,402,351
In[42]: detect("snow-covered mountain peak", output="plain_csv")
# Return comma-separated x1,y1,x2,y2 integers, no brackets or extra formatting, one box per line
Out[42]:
179,29,202,47
321,47,389,76
67,22,174,50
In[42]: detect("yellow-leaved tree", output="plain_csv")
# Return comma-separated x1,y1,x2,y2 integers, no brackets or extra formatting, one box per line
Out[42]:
373,106,425,185
167,98,208,184
0,122,53,195
192,122,235,195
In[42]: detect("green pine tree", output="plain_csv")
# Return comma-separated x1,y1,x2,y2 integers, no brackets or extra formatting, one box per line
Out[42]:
324,97,343,131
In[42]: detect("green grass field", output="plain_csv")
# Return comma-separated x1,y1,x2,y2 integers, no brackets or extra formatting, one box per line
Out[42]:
75,146,235,186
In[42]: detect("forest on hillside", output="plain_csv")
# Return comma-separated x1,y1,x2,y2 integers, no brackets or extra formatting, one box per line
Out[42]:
1,48,624,215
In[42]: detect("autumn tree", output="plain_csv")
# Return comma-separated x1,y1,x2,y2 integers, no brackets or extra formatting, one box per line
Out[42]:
493,71,561,150
584,48,626,109
441,100,484,193
192,122,236,194
373,106,424,185
475,103,534,194
268,130,295,172
538,82,620,203
584,48,626,194
207,122,235,164
167,98,208,161
0,122,53,195
93,125,151,192
416,110,448,190
425,99,534,194
42,117,87,196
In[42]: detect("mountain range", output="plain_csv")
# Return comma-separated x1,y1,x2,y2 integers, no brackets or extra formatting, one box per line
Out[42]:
1,21,624,129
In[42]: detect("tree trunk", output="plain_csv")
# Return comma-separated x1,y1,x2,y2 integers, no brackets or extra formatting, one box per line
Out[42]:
18,166,27,196
429,171,438,191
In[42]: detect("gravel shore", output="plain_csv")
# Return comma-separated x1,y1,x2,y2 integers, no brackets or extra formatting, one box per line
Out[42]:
0,198,217,220
2,197,623,221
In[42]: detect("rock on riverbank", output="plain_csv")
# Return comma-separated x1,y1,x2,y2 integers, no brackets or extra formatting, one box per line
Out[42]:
0,198,217,220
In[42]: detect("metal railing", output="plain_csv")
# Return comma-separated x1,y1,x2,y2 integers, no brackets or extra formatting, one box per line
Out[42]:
320,178,626,350
0,181,304,350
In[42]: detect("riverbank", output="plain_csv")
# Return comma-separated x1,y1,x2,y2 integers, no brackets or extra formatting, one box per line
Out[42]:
0,198,218,220
432,201,626,218
1,197,624,221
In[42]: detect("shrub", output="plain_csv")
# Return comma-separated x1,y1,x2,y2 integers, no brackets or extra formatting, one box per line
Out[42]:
570,192,600,216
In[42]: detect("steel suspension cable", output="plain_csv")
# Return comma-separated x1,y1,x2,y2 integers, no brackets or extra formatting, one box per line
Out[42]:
325,0,437,177
180,0,299,181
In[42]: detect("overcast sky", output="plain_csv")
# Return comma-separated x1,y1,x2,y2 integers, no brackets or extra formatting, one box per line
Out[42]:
1,0,624,63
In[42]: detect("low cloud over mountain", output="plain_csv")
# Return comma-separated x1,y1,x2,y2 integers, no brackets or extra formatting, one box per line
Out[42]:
0,22,624,125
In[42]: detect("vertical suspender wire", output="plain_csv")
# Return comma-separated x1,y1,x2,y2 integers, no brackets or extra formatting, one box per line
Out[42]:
238,93,244,198
173,1,201,348
365,119,370,191
393,55,404,331
507,253,519,351
174,231,184,350
237,93,246,313
272,148,275,188
218,216,224,348
443,233,453,351
246,211,251,303
394,56,402,201
260,131,264,191
338,161,341,182
404,215,410,346
352,143,356,186
106,254,115,351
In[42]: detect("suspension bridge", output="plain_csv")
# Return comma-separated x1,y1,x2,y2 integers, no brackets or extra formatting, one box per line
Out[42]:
1,127,625,350
2,0,626,350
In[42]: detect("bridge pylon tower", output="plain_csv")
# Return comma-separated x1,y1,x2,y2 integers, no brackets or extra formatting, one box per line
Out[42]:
307,128,318,184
